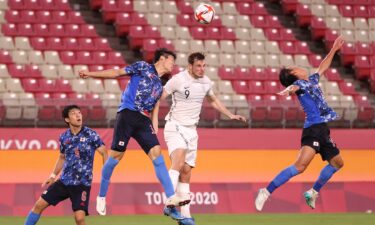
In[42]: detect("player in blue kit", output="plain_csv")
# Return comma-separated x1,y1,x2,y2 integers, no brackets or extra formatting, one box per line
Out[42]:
24,105,108,225
79,48,190,220
255,36,345,211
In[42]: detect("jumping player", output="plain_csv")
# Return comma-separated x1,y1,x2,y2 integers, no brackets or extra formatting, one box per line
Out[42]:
159,52,246,225
255,36,345,211
78,48,190,220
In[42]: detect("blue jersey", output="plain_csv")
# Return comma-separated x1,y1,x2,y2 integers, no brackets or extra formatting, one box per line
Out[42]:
119,61,163,116
294,73,337,128
59,126,104,186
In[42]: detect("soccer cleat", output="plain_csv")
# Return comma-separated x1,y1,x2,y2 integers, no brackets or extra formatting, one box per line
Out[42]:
304,188,319,209
165,194,191,208
163,206,184,220
96,196,106,216
255,188,270,211
178,217,196,225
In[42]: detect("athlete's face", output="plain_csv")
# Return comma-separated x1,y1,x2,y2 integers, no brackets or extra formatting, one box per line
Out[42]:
65,108,82,127
289,66,308,80
189,59,206,78
161,55,175,74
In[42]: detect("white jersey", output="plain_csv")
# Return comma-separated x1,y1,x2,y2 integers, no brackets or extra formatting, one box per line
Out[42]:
164,70,214,126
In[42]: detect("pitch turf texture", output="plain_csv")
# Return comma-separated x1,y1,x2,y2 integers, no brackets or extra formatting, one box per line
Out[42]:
2,213,374,225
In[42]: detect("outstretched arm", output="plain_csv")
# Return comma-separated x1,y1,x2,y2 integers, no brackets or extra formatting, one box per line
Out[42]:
316,36,344,76
206,94,247,122
277,85,300,96
79,68,127,79
42,153,65,188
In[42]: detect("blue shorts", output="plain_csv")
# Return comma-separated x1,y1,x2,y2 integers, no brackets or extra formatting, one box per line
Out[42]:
111,109,159,153
41,180,91,215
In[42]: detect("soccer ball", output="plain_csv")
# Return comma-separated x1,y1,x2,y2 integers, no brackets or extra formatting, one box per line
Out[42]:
194,3,215,24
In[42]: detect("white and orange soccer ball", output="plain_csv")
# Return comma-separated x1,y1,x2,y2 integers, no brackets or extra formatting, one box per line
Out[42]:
194,3,215,24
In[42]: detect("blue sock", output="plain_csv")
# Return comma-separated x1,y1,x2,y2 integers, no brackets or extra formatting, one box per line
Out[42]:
266,165,299,193
99,156,119,197
313,164,338,192
152,155,175,198
24,211,40,225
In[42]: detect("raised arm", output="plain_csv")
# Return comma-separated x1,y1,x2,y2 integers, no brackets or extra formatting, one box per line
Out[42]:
206,94,247,122
316,36,344,76
277,85,300,96
79,68,127,79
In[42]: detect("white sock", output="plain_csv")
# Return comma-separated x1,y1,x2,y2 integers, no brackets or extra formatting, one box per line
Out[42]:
177,182,191,218
168,169,180,191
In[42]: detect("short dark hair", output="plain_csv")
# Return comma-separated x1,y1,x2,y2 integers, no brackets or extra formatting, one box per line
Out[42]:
62,105,80,120
153,48,176,63
279,67,298,87
188,52,205,65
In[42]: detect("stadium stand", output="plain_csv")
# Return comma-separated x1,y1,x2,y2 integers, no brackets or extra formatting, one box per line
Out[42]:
0,0,374,128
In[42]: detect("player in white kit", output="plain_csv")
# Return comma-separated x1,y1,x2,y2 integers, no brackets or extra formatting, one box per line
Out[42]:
160,52,247,225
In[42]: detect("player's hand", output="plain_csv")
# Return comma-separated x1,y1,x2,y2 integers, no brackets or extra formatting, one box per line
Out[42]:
42,176,56,188
79,70,90,79
277,89,290,96
332,35,344,52
230,114,247,123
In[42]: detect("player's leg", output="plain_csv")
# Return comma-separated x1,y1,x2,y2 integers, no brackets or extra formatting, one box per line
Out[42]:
24,198,49,225
255,145,316,211
169,149,187,190
133,120,188,220
97,111,132,215
73,210,86,225
306,128,343,209
70,184,90,225
178,163,196,225
25,181,69,225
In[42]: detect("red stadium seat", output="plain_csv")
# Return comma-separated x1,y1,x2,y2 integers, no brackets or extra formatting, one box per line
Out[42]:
35,11,52,24
176,1,194,14
59,51,76,65
220,27,236,40
177,14,195,27
2,24,18,36
18,24,35,36
0,50,13,64
21,78,40,93
7,64,25,78
218,66,235,80
248,81,266,94
279,41,297,54
236,2,254,15
62,37,79,51
55,79,73,93
353,5,369,18
281,0,298,15
310,17,327,41
78,37,94,51
296,4,312,27
157,39,174,51
67,11,85,24
354,56,372,80
94,38,112,51
341,43,356,66
24,65,43,78
48,24,65,37
51,11,69,24
49,37,66,51
233,80,250,94
190,27,208,40
76,51,93,65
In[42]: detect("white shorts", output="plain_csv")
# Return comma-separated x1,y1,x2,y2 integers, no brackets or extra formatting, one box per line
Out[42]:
164,120,198,167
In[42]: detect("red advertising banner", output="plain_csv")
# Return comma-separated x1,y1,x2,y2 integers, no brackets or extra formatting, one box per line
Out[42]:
1,182,374,216
1,128,375,150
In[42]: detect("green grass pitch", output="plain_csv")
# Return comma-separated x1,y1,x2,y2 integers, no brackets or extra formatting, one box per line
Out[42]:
2,213,374,225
